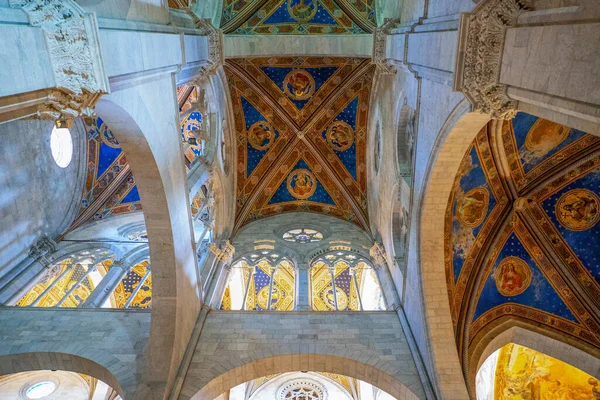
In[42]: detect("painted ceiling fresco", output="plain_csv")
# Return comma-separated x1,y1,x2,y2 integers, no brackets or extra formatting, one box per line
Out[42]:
220,0,376,34
226,57,374,233
445,112,600,359
476,343,597,399
61,117,142,238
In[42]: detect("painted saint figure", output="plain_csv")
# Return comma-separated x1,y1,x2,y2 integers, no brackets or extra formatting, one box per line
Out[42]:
495,256,531,296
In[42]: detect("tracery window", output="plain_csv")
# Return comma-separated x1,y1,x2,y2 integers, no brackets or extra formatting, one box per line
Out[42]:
310,256,384,311
221,259,295,311
105,260,152,309
16,258,111,307
282,228,323,243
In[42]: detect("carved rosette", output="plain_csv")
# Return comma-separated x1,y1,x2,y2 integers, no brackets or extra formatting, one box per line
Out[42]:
10,0,109,120
372,18,400,74
454,0,530,119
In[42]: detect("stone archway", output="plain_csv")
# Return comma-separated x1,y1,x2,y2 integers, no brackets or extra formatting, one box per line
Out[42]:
0,352,126,398
188,354,421,400
95,83,201,398
418,106,491,399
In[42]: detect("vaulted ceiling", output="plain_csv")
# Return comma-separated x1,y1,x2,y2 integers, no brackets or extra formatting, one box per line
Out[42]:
445,112,600,358
220,0,376,34
226,57,374,233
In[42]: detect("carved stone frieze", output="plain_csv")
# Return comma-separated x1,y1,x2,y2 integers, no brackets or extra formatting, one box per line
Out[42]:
186,16,224,86
372,18,400,74
10,0,109,120
454,0,530,119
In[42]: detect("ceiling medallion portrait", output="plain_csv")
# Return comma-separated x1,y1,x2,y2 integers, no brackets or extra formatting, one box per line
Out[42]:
287,168,317,199
494,256,532,297
456,186,490,228
525,118,570,155
101,123,120,148
326,121,354,152
287,0,318,22
555,188,600,231
284,69,315,100
248,121,275,151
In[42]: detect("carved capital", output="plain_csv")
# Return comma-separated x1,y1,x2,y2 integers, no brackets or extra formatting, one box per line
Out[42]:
10,0,109,121
372,18,401,74
369,242,388,266
220,241,235,264
454,0,530,119
28,235,57,266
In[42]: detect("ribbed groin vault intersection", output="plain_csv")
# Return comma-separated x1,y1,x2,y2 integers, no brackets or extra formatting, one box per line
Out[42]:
0,0,599,399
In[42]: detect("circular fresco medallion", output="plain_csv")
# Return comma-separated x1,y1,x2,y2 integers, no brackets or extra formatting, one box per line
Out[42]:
283,69,315,101
326,121,354,152
248,121,275,151
456,186,490,228
321,285,348,310
555,188,600,231
287,0,318,23
287,168,317,200
100,123,120,148
257,285,280,310
495,256,532,296
524,118,570,155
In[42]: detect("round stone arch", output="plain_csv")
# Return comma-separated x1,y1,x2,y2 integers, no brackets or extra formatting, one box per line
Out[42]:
418,100,491,399
0,352,127,399
95,94,201,396
468,323,600,394
188,354,421,400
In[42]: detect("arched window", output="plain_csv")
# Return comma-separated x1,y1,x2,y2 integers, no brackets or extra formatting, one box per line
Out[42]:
221,258,295,311
475,343,597,399
16,258,111,307
106,260,152,309
50,125,73,168
310,256,384,311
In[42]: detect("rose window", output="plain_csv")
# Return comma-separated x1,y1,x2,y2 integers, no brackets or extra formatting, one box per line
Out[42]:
278,379,325,400
282,229,323,243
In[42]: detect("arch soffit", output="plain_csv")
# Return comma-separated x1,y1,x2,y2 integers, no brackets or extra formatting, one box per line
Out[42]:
0,352,127,399
189,354,420,400
468,323,600,391
418,100,491,398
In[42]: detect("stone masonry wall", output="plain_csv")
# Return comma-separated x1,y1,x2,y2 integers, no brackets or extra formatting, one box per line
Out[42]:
180,311,425,399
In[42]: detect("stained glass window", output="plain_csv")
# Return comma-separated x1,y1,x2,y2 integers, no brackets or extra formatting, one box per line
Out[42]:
16,259,111,308
222,260,295,311
310,260,384,311
107,260,152,309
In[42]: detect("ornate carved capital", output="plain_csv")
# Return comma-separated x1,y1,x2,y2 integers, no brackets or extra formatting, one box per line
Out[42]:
220,241,235,264
28,235,57,266
10,0,109,120
369,242,388,266
372,18,401,74
454,0,530,119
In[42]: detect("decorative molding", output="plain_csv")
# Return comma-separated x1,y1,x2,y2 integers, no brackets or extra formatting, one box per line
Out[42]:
453,0,530,119
210,240,235,264
10,0,109,120
372,18,401,75
28,236,57,267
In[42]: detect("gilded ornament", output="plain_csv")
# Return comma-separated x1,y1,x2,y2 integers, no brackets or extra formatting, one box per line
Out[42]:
287,169,317,200
495,256,531,296
456,186,490,228
555,189,599,231
283,69,315,100
248,121,275,151
326,121,354,152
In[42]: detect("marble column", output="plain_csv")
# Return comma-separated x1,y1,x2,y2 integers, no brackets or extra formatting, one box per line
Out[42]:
295,262,311,311
82,260,129,308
